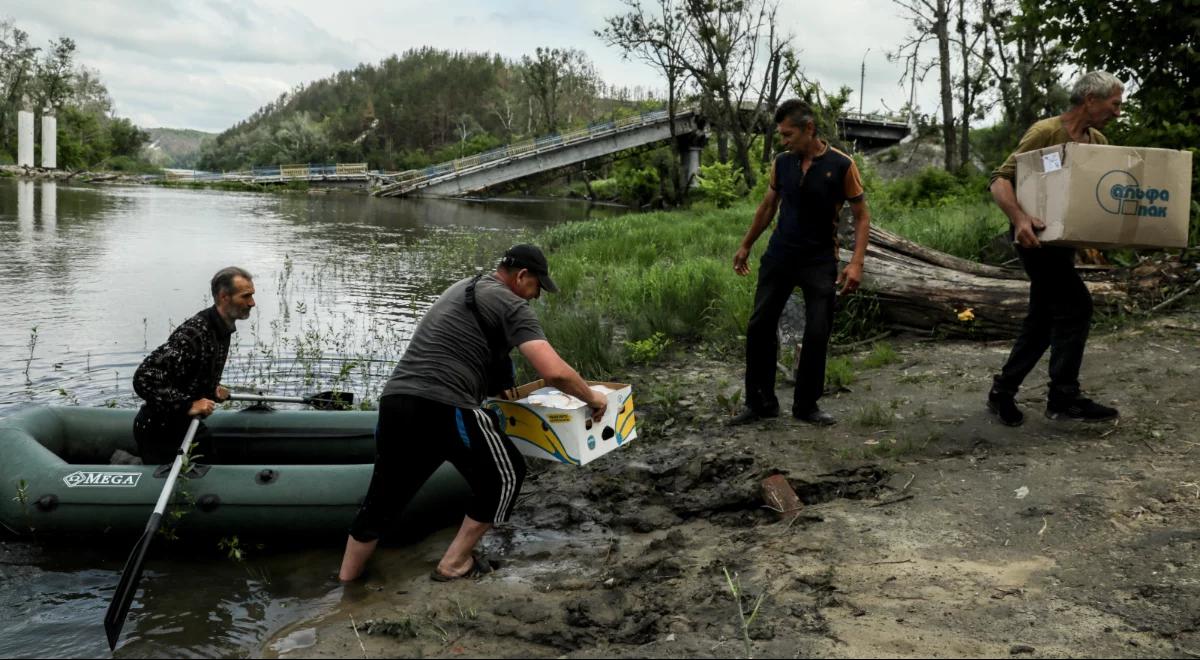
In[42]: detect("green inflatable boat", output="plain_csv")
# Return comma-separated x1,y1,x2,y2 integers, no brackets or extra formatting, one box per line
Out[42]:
0,407,470,539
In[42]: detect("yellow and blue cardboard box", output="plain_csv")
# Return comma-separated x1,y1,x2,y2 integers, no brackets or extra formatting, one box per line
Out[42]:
485,380,636,466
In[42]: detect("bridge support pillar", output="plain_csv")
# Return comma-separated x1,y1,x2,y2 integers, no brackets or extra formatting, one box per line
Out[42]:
676,132,706,190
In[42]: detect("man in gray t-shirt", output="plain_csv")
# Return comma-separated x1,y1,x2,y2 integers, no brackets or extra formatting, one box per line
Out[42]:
339,244,607,582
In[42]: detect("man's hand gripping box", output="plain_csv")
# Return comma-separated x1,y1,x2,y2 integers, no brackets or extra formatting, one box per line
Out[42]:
485,380,636,466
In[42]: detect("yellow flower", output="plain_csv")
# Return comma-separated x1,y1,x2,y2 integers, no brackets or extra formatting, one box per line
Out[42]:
957,308,975,322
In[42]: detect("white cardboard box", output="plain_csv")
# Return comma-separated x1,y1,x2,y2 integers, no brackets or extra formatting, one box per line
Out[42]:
485,380,636,466
1015,143,1193,249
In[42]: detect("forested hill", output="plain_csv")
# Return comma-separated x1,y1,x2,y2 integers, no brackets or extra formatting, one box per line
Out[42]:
196,46,658,172
143,128,212,168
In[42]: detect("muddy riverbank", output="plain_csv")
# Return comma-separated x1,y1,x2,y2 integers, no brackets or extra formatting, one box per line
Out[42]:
268,306,1200,659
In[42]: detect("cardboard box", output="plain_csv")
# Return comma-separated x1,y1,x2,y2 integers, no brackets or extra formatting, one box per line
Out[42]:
1015,143,1193,249
485,381,636,466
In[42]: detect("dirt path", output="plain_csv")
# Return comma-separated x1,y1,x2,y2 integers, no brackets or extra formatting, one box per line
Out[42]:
267,308,1200,659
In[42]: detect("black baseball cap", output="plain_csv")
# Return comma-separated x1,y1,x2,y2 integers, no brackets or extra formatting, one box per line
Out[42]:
501,244,558,293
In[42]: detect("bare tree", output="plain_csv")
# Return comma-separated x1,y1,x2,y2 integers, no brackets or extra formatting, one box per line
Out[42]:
757,6,799,164
979,0,1065,140
34,36,76,111
893,0,958,171
672,0,790,188
953,0,991,169
598,0,692,188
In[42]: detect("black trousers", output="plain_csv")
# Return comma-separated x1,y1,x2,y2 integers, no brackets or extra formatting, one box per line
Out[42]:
349,394,527,543
744,255,838,414
992,245,1092,401
133,408,215,465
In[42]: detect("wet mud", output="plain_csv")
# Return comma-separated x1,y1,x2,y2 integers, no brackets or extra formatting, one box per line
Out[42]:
268,309,1200,658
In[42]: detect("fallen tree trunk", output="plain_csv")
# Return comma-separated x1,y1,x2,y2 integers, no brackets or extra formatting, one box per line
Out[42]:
843,226,1131,339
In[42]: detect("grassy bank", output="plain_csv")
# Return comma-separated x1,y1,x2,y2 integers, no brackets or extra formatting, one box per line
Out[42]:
532,202,759,378
526,172,1010,381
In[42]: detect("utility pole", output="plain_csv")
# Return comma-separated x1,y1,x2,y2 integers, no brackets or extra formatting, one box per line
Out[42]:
859,48,871,115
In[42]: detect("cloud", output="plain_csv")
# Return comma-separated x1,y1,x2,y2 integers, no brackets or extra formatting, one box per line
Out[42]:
14,0,366,66
1,0,946,131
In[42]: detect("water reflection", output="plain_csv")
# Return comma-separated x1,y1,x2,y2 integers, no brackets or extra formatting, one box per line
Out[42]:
16,179,33,238
40,181,56,233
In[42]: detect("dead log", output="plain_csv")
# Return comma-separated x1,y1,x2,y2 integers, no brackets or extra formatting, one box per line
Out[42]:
842,226,1130,338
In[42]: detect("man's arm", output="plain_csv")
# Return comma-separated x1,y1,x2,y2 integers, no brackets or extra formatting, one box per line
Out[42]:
518,339,607,421
989,122,1051,249
733,162,781,276
838,198,871,294
990,177,1044,248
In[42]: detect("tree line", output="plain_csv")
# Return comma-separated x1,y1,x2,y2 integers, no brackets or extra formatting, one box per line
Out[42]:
1,18,150,171
890,0,1196,174
195,47,660,173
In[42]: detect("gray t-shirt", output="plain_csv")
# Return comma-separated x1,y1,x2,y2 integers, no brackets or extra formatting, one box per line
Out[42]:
382,274,546,408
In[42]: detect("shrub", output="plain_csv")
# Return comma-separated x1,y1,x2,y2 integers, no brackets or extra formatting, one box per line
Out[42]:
696,161,743,208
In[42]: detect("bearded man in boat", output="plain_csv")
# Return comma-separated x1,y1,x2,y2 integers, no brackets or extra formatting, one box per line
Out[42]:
132,266,256,465
338,244,606,582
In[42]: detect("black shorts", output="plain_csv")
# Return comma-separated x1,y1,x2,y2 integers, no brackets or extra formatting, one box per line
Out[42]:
349,393,527,542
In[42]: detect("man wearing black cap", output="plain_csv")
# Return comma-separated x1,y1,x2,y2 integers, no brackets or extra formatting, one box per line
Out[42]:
339,244,607,582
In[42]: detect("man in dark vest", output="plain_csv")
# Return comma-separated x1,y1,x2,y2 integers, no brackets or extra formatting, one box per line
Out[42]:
132,267,256,464
338,244,606,582
730,99,872,427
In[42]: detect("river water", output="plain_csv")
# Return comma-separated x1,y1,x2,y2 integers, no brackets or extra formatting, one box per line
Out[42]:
0,178,621,657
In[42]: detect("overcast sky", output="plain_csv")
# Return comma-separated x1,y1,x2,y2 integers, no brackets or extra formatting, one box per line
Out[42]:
4,0,943,133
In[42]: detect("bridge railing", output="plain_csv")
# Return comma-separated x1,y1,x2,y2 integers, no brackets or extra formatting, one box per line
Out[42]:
379,108,676,194
164,163,370,182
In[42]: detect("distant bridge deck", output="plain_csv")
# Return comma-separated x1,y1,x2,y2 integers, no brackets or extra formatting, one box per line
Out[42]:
159,111,909,195
375,109,703,198
163,163,370,184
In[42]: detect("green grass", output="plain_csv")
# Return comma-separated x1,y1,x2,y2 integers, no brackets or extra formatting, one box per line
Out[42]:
532,202,759,375
825,357,856,391
862,342,900,369
851,401,895,428
873,201,1008,261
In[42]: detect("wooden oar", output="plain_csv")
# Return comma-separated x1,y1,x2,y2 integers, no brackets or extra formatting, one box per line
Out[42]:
228,390,355,410
103,417,200,651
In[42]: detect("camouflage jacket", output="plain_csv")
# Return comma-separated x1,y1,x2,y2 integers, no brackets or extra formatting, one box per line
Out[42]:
133,306,233,424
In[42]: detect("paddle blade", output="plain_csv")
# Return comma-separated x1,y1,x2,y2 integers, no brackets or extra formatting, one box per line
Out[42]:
307,391,354,410
103,516,160,650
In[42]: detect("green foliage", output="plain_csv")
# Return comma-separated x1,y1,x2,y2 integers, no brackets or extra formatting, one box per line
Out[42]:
862,342,900,369
218,536,246,562
866,161,1007,261
695,160,743,208
107,155,161,174
625,332,671,364
614,162,661,207
825,357,856,391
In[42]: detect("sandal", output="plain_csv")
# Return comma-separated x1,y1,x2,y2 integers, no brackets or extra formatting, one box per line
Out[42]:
430,553,499,582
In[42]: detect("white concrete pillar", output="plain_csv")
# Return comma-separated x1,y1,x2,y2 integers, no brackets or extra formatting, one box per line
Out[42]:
41,181,57,232
41,114,56,169
683,146,702,190
17,110,35,167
